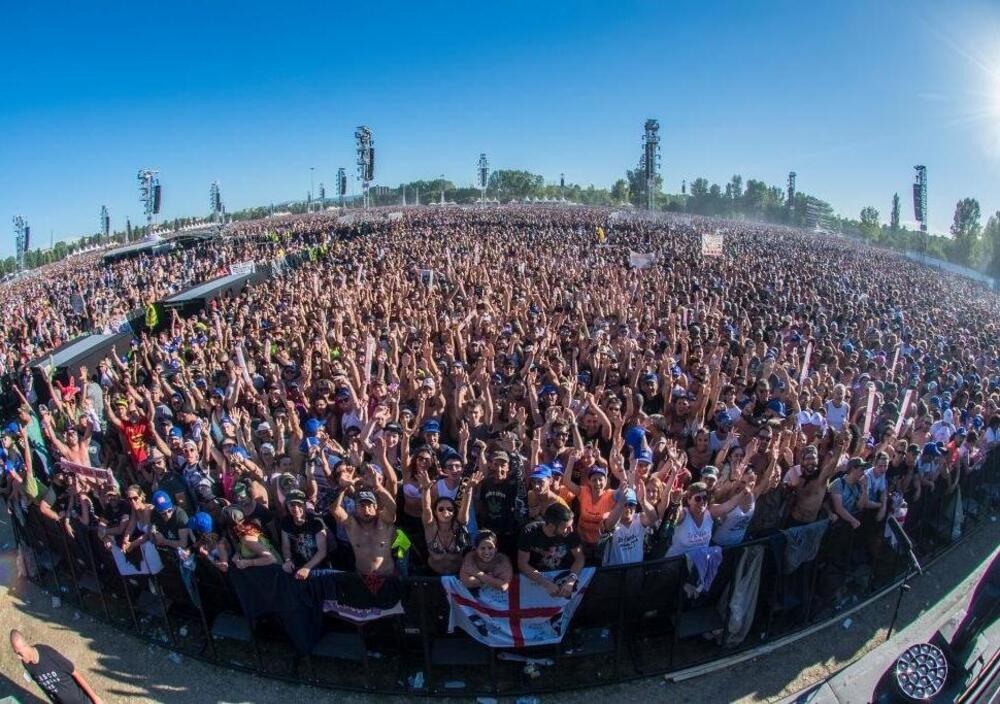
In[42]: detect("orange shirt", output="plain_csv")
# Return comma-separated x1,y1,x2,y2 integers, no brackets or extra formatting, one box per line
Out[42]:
577,489,617,545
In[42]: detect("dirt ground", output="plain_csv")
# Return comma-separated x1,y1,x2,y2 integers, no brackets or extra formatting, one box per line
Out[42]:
0,519,996,704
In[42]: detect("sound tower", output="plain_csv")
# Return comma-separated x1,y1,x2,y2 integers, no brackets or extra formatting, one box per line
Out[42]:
152,184,162,214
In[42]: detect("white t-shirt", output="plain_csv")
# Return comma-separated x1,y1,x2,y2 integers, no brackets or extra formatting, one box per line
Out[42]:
929,421,954,445
825,400,849,433
604,518,646,566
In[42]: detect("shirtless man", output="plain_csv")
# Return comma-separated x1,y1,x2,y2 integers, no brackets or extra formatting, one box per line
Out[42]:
331,463,397,575
787,432,847,526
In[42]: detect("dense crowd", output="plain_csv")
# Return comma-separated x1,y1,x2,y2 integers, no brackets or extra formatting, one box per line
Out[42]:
1,206,999,606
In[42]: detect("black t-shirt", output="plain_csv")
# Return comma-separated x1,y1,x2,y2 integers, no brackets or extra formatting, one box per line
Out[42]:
94,497,130,527
280,515,326,567
152,507,189,542
23,644,89,704
244,502,274,528
517,520,581,571
478,477,519,537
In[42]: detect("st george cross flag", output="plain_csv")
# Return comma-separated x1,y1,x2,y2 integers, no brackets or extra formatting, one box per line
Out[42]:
442,568,595,648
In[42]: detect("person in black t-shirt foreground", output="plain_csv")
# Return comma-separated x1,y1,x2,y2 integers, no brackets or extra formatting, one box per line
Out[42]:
280,489,329,578
517,503,584,598
9,629,102,704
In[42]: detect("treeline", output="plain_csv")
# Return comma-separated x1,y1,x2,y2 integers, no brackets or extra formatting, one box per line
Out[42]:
850,196,1000,277
6,171,999,280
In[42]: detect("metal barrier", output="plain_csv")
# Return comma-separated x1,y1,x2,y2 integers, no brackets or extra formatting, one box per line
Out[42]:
4,447,998,697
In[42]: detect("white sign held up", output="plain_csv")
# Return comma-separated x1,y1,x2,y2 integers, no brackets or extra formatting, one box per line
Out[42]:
701,233,724,257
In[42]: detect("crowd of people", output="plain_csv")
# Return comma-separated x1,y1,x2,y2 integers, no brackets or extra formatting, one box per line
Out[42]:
1,205,999,609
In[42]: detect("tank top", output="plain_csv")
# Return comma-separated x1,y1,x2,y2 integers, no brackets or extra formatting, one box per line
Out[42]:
578,489,617,545
604,518,646,565
863,468,887,504
436,478,477,536
712,498,755,546
666,509,712,558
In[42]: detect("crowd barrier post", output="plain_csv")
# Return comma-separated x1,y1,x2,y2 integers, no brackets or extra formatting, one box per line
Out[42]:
188,569,219,662
81,527,112,622
54,520,86,609
113,546,144,634
146,549,179,651
35,512,67,600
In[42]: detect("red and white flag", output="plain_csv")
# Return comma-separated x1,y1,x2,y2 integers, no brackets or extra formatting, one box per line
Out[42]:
442,568,595,648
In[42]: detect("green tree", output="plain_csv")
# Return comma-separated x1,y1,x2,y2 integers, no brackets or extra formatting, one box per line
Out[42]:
724,175,743,201
610,179,630,204
950,197,981,265
983,211,1000,279
487,170,544,201
890,193,900,231
859,206,880,239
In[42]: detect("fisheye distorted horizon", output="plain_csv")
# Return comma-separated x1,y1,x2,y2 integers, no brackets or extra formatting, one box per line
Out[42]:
1,1,999,256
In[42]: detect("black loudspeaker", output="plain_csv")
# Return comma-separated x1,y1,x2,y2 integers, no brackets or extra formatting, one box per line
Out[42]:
153,184,162,214
912,184,922,222
24,226,30,250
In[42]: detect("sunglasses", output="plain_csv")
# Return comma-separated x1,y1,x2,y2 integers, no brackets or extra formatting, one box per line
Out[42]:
436,506,455,514
692,494,707,503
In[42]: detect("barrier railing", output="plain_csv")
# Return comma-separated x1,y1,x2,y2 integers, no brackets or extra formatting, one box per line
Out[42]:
4,447,998,696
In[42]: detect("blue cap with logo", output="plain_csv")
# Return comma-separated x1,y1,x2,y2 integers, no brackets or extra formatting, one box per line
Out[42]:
152,490,174,512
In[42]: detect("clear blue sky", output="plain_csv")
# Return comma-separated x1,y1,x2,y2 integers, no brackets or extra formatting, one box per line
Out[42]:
2,1,999,256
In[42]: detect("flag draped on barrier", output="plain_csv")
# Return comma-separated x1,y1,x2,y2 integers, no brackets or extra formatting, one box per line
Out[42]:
442,568,594,648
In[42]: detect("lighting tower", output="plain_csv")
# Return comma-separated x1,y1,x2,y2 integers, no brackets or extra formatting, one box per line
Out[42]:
913,166,928,233
355,127,374,209
137,169,161,227
478,153,489,203
787,172,796,210
319,183,326,211
642,119,660,210
210,182,223,222
913,165,928,261
337,167,347,207
13,216,29,271
100,206,110,242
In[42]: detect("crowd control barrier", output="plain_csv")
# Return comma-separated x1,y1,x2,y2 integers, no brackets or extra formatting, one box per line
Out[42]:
4,448,998,697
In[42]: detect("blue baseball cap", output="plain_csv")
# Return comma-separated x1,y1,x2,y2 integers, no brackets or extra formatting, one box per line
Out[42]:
169,427,184,438
922,442,942,457
304,418,323,436
641,373,658,384
421,419,441,434
152,491,174,512
530,465,553,481
766,399,787,418
540,384,559,396
187,511,213,534
3,422,19,435
635,448,654,464
623,489,638,506
588,465,608,477
624,425,646,450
